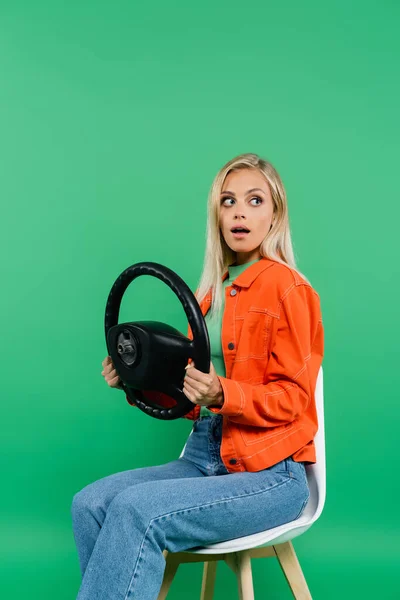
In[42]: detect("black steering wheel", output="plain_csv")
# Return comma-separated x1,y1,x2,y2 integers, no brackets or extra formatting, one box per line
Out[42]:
104,262,210,420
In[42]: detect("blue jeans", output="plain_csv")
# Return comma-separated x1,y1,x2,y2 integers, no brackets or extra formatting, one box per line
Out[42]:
71,414,309,600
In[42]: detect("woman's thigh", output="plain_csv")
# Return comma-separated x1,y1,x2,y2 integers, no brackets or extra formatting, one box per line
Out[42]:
106,457,310,552
72,458,205,519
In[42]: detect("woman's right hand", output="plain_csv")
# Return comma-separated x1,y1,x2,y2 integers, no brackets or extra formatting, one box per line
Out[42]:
101,356,123,389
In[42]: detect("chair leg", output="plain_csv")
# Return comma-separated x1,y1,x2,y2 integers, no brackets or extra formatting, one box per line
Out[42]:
157,551,180,600
273,541,312,600
224,551,254,600
200,561,218,600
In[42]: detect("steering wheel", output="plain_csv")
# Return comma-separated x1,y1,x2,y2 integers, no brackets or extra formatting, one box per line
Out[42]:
104,262,210,420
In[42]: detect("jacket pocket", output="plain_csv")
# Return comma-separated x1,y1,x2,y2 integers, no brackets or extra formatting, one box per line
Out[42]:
235,311,270,361
239,422,299,447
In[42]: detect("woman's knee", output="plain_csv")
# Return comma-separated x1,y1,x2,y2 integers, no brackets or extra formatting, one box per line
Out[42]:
106,481,161,524
71,482,107,522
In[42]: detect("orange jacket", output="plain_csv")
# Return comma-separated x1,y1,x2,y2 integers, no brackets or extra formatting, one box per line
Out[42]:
127,258,324,473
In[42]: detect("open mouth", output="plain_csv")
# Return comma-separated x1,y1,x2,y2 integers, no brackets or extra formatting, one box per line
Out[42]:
231,227,250,238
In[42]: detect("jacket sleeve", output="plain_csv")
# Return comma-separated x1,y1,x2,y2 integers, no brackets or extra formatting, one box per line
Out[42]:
209,283,324,428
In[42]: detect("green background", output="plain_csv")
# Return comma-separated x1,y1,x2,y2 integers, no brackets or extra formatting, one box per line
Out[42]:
1,1,399,598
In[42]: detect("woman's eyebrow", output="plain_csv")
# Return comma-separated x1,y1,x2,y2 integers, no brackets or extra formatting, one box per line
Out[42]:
220,188,265,195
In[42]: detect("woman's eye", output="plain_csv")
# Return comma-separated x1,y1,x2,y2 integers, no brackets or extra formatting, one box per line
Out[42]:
220,196,262,206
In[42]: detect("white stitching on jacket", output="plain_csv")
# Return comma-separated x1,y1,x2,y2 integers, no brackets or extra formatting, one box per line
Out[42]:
243,427,304,459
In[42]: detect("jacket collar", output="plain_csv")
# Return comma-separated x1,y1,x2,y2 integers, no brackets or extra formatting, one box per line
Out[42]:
201,257,276,306
222,256,275,288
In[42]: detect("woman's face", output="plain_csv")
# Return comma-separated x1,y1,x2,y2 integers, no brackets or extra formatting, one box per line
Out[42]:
219,168,275,265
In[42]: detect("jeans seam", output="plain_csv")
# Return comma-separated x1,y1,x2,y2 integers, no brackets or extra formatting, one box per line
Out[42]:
124,475,293,598
294,492,310,520
124,520,154,600
291,468,310,520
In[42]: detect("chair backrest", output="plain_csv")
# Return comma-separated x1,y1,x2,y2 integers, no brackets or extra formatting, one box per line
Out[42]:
302,365,326,523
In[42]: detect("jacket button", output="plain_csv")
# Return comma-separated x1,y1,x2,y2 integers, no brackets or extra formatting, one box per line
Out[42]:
228,342,235,350
230,289,237,296
229,458,237,465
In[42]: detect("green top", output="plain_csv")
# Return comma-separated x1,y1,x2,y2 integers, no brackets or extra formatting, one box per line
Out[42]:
199,257,261,417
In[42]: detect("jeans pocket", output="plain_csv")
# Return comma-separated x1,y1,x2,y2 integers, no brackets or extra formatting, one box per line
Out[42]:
280,457,292,473
265,457,290,476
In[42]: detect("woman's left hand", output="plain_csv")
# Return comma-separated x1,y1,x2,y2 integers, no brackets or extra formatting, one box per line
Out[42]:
182,361,224,408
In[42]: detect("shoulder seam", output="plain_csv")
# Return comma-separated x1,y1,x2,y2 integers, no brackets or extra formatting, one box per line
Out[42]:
270,261,313,289
277,279,318,317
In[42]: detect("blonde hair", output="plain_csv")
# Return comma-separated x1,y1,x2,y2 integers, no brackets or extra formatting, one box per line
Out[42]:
195,152,311,321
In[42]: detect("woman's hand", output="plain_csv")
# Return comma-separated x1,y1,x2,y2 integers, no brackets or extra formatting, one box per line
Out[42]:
182,361,224,408
101,356,123,389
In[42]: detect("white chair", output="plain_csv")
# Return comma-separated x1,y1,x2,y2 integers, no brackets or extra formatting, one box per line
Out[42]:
158,366,325,599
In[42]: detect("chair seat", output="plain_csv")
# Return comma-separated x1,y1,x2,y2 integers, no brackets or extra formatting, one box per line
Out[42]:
184,514,312,555
183,467,319,554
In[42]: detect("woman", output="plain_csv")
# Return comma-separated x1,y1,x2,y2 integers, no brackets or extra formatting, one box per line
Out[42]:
71,152,324,599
